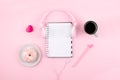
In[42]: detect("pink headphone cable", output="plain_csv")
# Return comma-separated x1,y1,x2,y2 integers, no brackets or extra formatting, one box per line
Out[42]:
53,59,70,80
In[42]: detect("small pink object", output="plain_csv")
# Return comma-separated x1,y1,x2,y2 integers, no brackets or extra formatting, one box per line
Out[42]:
26,25,33,32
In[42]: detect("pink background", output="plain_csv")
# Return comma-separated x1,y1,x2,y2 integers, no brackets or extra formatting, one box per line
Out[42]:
0,0,120,80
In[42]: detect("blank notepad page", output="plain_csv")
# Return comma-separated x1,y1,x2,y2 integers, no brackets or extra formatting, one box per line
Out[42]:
46,22,72,58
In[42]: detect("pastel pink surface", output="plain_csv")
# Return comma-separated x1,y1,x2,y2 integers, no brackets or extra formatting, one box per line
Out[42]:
0,0,120,80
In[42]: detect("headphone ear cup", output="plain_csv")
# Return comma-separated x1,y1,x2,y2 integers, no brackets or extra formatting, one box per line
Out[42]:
41,27,46,38
84,21,98,35
71,26,76,38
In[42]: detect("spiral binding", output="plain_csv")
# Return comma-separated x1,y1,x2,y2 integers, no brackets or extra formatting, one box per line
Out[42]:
46,26,49,56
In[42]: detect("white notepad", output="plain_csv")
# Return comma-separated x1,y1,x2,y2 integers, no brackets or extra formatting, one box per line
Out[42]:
46,22,72,58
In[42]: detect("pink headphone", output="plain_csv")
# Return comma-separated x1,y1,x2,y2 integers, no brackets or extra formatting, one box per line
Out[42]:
39,10,77,38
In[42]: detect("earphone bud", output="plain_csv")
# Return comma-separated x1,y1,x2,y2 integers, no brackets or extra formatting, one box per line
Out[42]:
84,21,98,35
40,10,77,38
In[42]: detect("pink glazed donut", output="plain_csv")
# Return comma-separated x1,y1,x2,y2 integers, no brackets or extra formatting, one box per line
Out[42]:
19,44,41,67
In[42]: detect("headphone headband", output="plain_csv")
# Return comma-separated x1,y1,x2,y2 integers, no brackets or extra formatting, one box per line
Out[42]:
40,10,77,27
40,10,77,37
